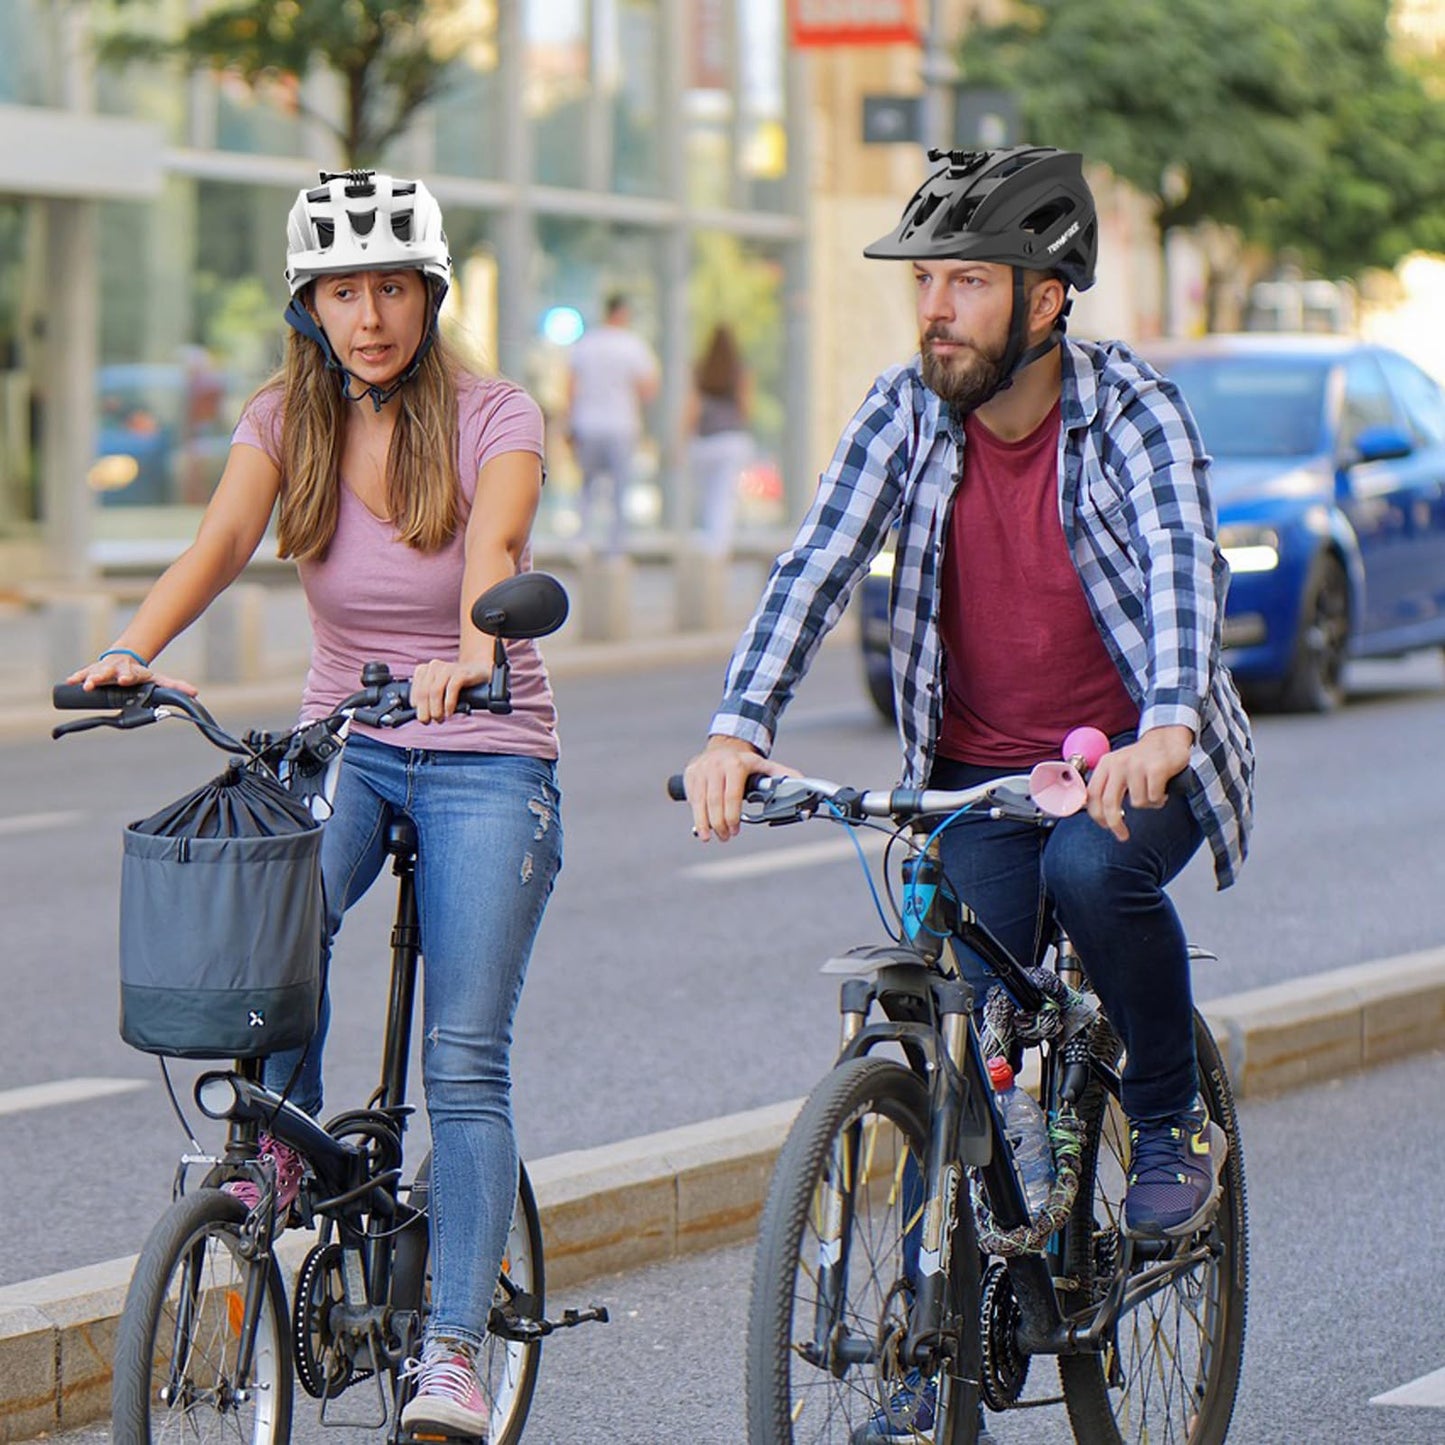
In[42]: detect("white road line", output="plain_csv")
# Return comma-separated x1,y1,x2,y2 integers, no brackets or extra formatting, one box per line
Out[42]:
0,809,85,837
0,1077,147,1117
1372,1365,1445,1408
682,831,890,881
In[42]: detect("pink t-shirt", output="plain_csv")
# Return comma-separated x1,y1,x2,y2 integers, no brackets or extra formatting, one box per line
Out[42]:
232,375,558,758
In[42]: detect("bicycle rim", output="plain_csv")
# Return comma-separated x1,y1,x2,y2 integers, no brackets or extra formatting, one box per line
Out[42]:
112,1189,292,1445
1057,1013,1249,1445
747,1056,980,1444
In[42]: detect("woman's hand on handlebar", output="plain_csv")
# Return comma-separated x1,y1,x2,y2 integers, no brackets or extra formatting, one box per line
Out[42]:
65,653,198,697
408,657,491,725
1085,724,1193,841
683,736,798,842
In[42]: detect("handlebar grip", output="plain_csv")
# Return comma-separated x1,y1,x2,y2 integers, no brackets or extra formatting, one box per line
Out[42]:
667,774,687,801
52,682,144,711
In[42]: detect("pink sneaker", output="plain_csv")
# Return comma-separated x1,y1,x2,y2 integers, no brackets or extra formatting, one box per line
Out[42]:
400,1338,490,1438
223,1134,305,1216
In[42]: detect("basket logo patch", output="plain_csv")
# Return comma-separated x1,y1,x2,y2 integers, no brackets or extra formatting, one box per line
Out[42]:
248,1010,266,1028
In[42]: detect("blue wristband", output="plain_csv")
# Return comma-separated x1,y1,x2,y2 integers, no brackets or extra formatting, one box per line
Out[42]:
99,648,149,668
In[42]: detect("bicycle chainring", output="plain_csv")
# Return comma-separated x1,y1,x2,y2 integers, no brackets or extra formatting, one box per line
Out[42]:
293,1242,370,1399
980,1261,1030,1410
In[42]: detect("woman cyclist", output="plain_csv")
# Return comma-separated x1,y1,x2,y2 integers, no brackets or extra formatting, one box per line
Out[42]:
68,170,562,1438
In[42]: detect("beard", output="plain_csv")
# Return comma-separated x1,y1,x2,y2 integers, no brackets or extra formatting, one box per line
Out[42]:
920,327,1009,412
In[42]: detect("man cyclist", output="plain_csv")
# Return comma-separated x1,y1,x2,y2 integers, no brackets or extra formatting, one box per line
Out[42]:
685,142,1252,1301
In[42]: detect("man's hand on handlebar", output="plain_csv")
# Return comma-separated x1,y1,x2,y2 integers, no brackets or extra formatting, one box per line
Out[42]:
65,654,198,698
408,657,493,725
683,735,799,843
1085,724,1193,842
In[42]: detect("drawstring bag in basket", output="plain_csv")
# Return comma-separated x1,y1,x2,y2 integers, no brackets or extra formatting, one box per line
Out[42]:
119,763,324,1059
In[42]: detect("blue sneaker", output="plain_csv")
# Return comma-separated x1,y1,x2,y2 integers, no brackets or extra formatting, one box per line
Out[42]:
1124,1095,1228,1239
851,1373,996,1443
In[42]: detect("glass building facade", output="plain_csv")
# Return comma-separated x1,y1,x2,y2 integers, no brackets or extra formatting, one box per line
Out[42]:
0,0,809,576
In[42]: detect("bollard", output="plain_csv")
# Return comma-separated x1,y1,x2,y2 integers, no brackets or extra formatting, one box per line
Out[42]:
578,553,633,642
43,593,113,682
674,546,729,632
201,582,265,683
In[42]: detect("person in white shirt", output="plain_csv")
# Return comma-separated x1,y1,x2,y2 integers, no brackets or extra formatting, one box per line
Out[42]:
565,292,660,554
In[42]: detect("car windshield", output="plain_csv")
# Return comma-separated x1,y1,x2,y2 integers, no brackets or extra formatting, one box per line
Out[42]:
1162,357,1329,459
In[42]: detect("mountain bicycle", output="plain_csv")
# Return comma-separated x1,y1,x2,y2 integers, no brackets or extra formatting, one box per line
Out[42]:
54,573,606,1445
671,745,1247,1444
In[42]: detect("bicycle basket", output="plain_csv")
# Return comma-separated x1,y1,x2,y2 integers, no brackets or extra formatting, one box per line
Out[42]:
118,763,324,1060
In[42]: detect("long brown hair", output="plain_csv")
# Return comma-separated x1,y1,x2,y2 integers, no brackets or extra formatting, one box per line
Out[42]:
694,324,744,402
261,284,462,561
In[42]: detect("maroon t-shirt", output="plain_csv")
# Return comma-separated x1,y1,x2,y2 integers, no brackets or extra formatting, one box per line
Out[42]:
937,400,1138,766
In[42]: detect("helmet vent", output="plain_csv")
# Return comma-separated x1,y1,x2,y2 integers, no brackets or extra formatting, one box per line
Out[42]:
315,220,334,250
349,210,377,237
391,209,413,241
905,191,945,237
942,195,981,234
1023,199,1072,235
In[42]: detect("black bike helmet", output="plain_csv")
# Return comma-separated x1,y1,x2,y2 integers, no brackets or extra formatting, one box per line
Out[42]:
867,147,1099,405
865,146,1097,291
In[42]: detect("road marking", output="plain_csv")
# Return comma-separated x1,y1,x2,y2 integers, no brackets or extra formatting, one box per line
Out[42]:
1372,1365,1445,1408
0,810,85,837
683,831,890,881
0,1078,147,1117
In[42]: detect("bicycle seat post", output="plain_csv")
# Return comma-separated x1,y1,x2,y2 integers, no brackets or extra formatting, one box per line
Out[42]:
377,815,422,1117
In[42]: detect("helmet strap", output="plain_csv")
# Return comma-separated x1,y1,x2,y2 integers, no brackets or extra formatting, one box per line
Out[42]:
282,281,449,414
986,269,1065,401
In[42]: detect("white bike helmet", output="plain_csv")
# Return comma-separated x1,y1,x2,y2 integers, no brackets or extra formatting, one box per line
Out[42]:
284,170,451,296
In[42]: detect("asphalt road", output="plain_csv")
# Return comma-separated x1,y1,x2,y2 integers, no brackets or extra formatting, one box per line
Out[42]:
2,645,1444,1286
46,1048,1445,1443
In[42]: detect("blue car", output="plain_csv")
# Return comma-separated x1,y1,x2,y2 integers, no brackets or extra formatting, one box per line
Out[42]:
859,335,1445,718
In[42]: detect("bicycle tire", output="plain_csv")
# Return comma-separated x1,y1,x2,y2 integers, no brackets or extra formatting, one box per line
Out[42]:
747,1055,982,1444
1056,1010,1248,1445
112,1187,293,1445
395,1152,545,1445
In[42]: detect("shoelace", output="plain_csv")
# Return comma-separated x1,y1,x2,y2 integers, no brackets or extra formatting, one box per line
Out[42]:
401,1349,480,1404
1129,1118,1195,1180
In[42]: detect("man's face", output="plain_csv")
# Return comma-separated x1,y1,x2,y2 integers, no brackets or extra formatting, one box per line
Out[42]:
914,259,1014,411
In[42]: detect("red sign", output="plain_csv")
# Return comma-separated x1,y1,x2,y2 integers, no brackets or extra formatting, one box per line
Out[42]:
788,0,919,48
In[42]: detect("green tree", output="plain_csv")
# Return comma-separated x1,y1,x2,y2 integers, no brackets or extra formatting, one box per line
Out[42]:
959,0,1445,285
97,0,495,165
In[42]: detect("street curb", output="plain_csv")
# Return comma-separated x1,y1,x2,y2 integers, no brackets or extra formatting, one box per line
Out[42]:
3,952,1442,1439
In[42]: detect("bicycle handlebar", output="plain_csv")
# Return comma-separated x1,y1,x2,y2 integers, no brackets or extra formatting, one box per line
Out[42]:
666,769,1054,825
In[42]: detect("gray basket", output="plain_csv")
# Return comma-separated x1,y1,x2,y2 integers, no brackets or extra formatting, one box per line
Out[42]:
119,826,324,1059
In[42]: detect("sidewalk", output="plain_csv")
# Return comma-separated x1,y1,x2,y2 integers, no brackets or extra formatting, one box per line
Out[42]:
0,543,794,744
3,943,1444,1440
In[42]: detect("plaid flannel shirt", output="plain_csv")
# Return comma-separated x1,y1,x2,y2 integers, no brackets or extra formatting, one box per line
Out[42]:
709,337,1255,889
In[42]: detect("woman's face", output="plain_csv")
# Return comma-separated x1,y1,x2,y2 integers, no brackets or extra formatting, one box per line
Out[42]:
310,269,429,389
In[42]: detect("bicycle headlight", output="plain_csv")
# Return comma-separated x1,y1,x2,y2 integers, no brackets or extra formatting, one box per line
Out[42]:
195,1072,242,1120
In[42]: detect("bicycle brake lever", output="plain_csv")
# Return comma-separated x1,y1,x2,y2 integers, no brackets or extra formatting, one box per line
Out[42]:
52,714,122,739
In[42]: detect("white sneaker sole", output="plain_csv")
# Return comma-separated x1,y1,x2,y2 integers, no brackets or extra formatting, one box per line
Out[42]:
400,1394,489,1439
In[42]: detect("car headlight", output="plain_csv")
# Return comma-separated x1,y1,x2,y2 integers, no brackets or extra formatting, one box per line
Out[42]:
1219,524,1280,574
868,546,896,579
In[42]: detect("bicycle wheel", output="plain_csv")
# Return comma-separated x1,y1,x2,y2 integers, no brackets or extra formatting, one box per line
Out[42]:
1057,1011,1248,1445
112,1188,293,1445
397,1152,544,1445
747,1055,982,1444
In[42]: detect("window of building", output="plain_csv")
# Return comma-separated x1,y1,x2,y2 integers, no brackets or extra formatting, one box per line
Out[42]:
0,0,59,108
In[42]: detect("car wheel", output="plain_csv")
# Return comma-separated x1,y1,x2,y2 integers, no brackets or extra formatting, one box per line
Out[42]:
1278,552,1350,713
864,665,896,723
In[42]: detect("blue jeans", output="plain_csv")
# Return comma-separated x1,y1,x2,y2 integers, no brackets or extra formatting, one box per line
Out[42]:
929,751,1203,1121
266,735,563,1348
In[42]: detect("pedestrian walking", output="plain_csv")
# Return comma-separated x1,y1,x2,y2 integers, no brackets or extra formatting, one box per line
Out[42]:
686,323,753,557
565,292,659,555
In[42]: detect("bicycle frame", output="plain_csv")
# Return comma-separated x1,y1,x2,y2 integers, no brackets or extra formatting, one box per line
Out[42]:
815,831,1212,1374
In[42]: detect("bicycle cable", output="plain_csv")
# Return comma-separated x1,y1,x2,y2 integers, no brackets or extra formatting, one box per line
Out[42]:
158,1058,204,1156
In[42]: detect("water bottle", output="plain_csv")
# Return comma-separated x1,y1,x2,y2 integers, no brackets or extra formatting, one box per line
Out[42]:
987,1056,1055,1216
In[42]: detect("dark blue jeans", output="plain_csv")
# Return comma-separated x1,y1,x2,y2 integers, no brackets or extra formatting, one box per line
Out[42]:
929,752,1204,1121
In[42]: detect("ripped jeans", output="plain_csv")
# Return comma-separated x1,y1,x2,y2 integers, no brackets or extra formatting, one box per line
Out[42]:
264,733,563,1348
